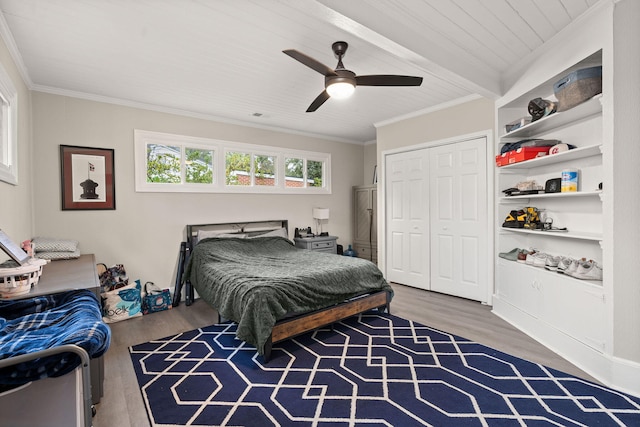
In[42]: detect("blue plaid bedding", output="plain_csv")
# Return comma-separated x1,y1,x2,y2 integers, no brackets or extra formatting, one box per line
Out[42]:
0,289,111,384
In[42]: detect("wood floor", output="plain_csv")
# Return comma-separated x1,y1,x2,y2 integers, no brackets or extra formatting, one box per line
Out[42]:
93,283,597,427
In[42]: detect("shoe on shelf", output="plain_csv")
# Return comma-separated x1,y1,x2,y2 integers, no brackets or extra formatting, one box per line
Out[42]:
564,258,586,277
557,257,575,274
517,249,535,263
526,252,538,265
533,252,548,268
572,260,603,281
499,248,520,261
544,255,561,271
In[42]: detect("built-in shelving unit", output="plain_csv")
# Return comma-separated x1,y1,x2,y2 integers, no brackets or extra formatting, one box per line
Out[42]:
493,49,606,364
499,95,602,140
498,144,602,170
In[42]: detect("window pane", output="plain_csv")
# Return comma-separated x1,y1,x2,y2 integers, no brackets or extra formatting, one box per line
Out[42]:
185,148,213,184
254,154,275,186
225,151,250,186
285,157,303,188
146,144,181,183
307,160,323,187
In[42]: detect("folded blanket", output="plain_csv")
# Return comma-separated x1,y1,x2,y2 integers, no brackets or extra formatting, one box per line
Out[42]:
36,250,81,260
32,237,78,253
0,289,111,384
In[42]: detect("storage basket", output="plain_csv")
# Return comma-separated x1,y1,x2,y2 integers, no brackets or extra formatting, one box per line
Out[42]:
553,66,602,111
0,258,48,299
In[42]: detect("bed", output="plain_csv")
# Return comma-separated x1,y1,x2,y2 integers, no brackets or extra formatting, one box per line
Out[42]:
0,289,111,427
177,220,392,361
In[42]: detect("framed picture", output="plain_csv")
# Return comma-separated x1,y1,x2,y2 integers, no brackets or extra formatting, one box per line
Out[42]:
60,145,116,210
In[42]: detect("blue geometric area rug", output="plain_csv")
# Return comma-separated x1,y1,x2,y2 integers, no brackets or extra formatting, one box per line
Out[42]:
129,313,640,426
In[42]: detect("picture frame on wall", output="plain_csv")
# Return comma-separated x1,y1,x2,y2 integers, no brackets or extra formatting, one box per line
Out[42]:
60,145,115,210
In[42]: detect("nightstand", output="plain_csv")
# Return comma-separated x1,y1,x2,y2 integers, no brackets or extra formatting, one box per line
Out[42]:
294,235,338,254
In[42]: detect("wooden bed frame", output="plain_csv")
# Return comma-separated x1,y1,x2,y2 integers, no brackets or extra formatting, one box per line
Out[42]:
174,220,392,362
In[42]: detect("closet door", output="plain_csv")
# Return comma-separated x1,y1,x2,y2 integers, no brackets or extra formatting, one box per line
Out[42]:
429,137,488,301
385,149,430,289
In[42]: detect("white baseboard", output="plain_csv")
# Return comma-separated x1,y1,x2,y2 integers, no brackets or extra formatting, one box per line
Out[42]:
492,296,640,398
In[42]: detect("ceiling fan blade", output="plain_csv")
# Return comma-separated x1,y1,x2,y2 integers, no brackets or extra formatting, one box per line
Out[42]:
283,49,338,77
306,90,330,112
356,75,423,87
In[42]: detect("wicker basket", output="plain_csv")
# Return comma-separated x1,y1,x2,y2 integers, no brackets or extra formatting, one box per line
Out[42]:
0,258,49,299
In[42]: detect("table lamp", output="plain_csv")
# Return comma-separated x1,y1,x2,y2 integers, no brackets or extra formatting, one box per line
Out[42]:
313,208,330,236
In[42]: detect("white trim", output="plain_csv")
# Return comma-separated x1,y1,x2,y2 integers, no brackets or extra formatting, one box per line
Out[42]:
0,61,18,185
493,297,640,398
378,129,494,305
374,94,483,129
0,11,31,88
134,129,331,194
32,84,364,146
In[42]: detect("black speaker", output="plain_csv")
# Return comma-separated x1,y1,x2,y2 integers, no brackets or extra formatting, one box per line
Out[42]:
545,178,562,193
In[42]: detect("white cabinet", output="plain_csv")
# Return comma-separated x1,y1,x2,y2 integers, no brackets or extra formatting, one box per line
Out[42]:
496,259,606,352
494,50,606,357
353,185,377,263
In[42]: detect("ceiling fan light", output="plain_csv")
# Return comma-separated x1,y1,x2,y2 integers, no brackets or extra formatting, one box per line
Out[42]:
326,81,355,99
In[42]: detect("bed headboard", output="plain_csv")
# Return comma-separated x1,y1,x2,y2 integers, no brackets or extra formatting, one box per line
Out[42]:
185,220,289,247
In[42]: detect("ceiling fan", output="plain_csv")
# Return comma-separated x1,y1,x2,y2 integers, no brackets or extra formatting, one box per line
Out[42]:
283,41,423,112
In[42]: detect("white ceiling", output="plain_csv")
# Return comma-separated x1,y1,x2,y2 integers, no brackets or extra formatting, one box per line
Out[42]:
0,0,600,143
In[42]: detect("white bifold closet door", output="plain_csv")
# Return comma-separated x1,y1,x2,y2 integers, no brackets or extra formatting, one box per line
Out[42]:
429,137,487,302
385,136,488,302
386,149,430,289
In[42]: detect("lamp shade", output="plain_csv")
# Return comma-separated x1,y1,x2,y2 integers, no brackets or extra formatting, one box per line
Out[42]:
312,208,330,220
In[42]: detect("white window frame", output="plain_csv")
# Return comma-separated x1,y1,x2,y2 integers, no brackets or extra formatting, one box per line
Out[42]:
0,63,18,185
134,130,331,194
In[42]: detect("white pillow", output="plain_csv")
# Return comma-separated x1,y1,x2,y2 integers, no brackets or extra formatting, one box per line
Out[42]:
197,230,247,242
249,227,288,239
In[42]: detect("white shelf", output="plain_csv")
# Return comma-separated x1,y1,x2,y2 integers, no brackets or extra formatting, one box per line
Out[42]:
497,258,603,288
497,144,602,170
500,227,602,242
499,190,602,202
500,95,602,139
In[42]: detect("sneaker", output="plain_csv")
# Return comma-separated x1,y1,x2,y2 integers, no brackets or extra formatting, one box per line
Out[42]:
533,252,548,268
544,255,561,271
517,249,535,263
564,258,586,277
572,260,603,281
556,257,575,274
498,248,520,261
526,252,538,265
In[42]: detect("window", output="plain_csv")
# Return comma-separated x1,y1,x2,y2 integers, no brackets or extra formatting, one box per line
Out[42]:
135,130,331,194
0,63,18,185
185,148,213,184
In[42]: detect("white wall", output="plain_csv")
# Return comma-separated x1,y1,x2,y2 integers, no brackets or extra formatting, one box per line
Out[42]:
374,97,495,273
31,92,365,291
363,142,377,186
0,31,32,249
611,0,640,364
376,97,495,154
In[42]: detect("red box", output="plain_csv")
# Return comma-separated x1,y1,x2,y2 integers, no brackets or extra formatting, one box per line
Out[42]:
496,147,550,167
495,152,511,167
509,147,550,164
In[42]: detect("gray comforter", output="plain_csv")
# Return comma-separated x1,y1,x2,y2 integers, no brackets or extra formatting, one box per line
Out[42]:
184,236,392,354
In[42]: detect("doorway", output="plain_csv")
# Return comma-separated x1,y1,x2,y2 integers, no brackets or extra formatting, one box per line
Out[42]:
383,135,489,302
